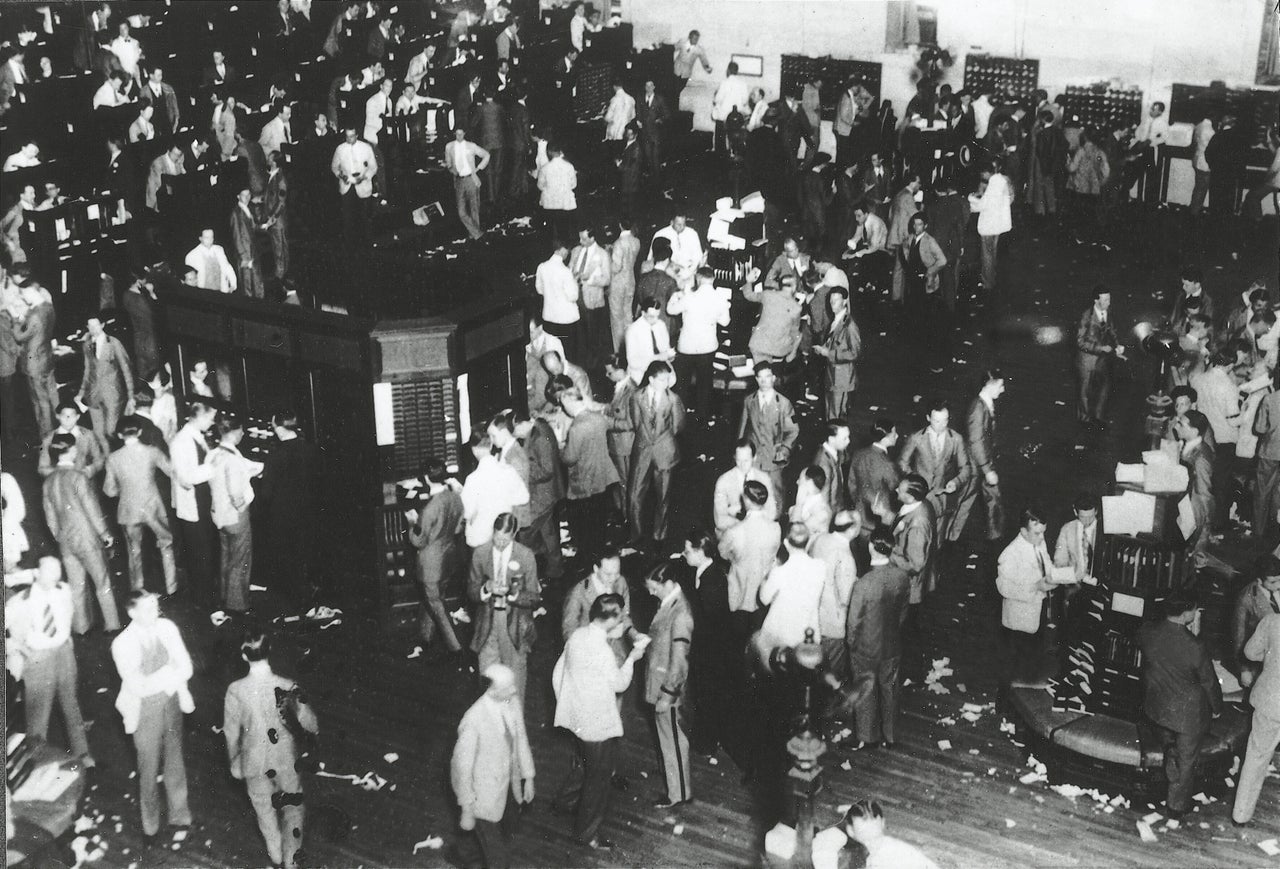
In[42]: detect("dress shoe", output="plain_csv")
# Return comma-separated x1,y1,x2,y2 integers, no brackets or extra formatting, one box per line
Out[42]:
584,837,615,851
652,796,693,809
1163,805,1186,821
142,834,158,849
1232,818,1250,827
881,740,895,750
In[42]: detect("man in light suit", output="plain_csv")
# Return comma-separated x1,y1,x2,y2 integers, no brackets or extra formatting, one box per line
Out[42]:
111,591,194,845
5,557,94,766
145,144,185,213
409,458,465,660
809,419,851,515
76,313,134,443
184,229,237,293
39,402,107,478
1233,610,1280,825
15,279,58,436
718,481,782,641
469,513,540,705
814,286,860,420
953,370,1005,543
763,237,811,294
996,507,1056,689
892,211,947,307
898,398,973,544
453,663,535,869
104,422,175,594
738,361,799,506
744,273,804,365
1051,494,1099,637
561,387,620,562
644,564,694,808
445,126,490,240
1138,592,1222,819
628,361,686,546
331,126,377,250
713,440,778,531
605,358,636,517
224,627,318,869
811,510,858,681
885,174,922,255
43,434,119,633
570,226,613,366
1177,410,1216,569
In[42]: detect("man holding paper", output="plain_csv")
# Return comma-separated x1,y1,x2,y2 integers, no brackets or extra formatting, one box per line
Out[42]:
1176,410,1216,569
996,506,1069,691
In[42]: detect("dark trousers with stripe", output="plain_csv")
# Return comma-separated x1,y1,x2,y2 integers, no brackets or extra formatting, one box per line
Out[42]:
655,702,691,803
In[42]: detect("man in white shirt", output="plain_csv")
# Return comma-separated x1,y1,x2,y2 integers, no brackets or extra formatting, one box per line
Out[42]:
817,800,940,869
330,126,377,249
711,62,750,152
109,21,142,81
1189,116,1215,217
444,127,490,240
535,239,581,361
624,298,675,385
92,72,129,109
2,141,40,172
553,593,649,850
1051,493,1099,636
845,203,889,271
461,434,530,548
170,401,219,608
603,82,635,155
712,440,777,531
537,144,577,240
666,266,730,416
568,1,587,52
650,213,703,291
363,77,393,143
5,557,94,767
975,163,1012,292
258,104,292,156
672,30,711,94
184,229,237,293
1191,348,1242,532
1130,101,1170,203
569,227,611,364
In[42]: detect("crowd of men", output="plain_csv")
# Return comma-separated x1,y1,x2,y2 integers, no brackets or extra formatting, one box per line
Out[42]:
4,1,1280,867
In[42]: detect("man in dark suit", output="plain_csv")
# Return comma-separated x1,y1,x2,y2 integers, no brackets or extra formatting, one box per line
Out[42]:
456,73,482,129
231,188,264,298
201,49,237,88
628,361,686,546
739,360,800,504
745,110,793,244
925,180,970,312
798,153,833,250
898,399,973,544
859,151,892,217
679,529,736,760
1138,592,1223,818
953,370,1005,543
15,279,59,436
257,413,322,609
470,91,508,206
408,458,465,659
1076,286,1125,429
617,126,643,215
843,529,912,749
262,151,289,287
560,386,621,562
514,412,565,581
104,422,175,595
814,285,860,420
469,513,540,705
636,80,670,182
121,273,160,381
77,313,134,444
1177,410,1216,570
507,91,532,199
848,419,901,530
810,419,851,514
775,91,816,169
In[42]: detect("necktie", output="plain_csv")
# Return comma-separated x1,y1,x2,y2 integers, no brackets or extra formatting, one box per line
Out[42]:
1270,590,1280,615
650,391,658,413
284,123,291,143
195,436,207,462
650,326,660,355
1035,548,1046,578
1083,533,1093,574
41,604,57,639
575,249,587,279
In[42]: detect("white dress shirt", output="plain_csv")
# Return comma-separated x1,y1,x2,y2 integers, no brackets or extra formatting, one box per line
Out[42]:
537,156,577,210
170,423,214,522
667,286,730,355
1135,113,1170,148
208,443,261,528
111,618,195,735
651,225,704,273
553,622,635,742
460,455,530,547
624,317,672,384
759,550,824,646
535,255,580,325
977,172,1013,237
712,75,750,122
6,582,73,655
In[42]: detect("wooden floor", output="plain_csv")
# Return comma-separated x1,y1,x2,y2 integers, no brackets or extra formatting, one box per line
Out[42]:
14,152,1280,868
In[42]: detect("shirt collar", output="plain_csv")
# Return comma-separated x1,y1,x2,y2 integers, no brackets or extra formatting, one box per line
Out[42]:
899,501,921,516
659,586,682,609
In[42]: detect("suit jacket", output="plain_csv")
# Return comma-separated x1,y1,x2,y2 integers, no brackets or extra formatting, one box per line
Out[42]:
886,189,917,249
644,589,693,705
718,511,782,613
139,81,180,131
739,391,800,472
605,378,636,460
847,444,900,526
810,446,849,514
1138,618,1223,734
451,693,534,823
1052,518,1098,583
859,166,891,211
202,63,238,88
561,573,631,641
231,205,257,265
899,428,973,497
224,668,318,780
39,426,106,478
258,437,320,528
235,139,269,196
468,541,540,654
111,618,194,734
681,562,732,665
104,441,171,525
409,488,464,558
637,94,670,141
744,285,803,361
628,388,686,471
15,301,55,375
925,191,970,262
524,419,565,518
1233,580,1280,661
1253,391,1280,461
470,101,508,151
893,231,947,297
1244,614,1280,714
763,253,811,294
509,102,532,153
562,409,619,498
776,99,815,162
846,562,911,662
568,243,611,310
811,531,856,638
43,467,108,550
80,333,133,409
122,289,159,378
712,466,778,530
890,501,936,604
1076,306,1118,357
1182,441,1215,530
618,140,642,193
966,398,996,475
262,169,288,224
825,311,861,393
996,532,1051,633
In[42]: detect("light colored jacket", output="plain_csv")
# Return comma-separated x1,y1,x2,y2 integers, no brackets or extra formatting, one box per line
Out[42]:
1245,614,1280,714
537,156,577,210
224,666,318,780
452,693,534,822
553,622,635,741
718,511,782,612
996,532,1050,633
111,618,195,735
604,90,636,141
1052,517,1098,583
712,466,778,530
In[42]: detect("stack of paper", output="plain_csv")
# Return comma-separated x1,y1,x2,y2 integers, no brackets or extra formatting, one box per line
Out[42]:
740,192,765,213
1102,490,1157,535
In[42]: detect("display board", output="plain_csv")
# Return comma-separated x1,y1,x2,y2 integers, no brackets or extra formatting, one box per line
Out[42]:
963,54,1040,103
1061,84,1143,133
1170,83,1280,147
779,55,882,121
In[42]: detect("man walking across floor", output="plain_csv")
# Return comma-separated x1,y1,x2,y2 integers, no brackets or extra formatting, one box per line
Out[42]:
666,266,730,418
452,663,535,869
643,564,694,808
1138,592,1222,819
898,399,973,545
560,386,620,561
469,513,541,704
409,458,466,662
553,593,650,851
738,361,799,509
77,312,134,444
445,126,490,240
224,625,319,869
104,421,176,594
954,369,1006,543
1232,610,1280,825
1076,286,1125,430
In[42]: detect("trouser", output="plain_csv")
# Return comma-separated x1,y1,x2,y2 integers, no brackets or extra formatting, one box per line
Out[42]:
0,373,18,442
951,474,1004,541
27,367,58,437
825,387,851,422
835,134,853,170
1233,706,1280,823
655,704,692,803
1138,715,1203,813
125,512,177,594
1242,184,1277,220
641,134,662,179
980,233,1000,291
458,795,518,869
517,505,563,579
61,539,119,633
1210,447,1235,532
713,120,727,153
580,305,609,368
455,175,484,239
417,547,462,651
846,654,901,744
245,765,305,868
1189,169,1210,216
218,516,252,611
999,626,1042,687
477,628,529,704
674,352,713,417
340,189,372,251
507,148,528,199
574,737,618,842
688,658,732,756
178,516,218,608
484,148,505,204
1076,352,1112,422
609,286,635,352
629,456,673,541
566,491,609,562
939,261,959,311
134,694,191,836
1255,457,1280,539
88,398,124,451
240,264,264,299
268,221,289,280
22,644,90,758
541,319,581,367
542,207,577,243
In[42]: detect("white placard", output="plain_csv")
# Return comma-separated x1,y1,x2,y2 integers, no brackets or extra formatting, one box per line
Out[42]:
373,381,395,445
